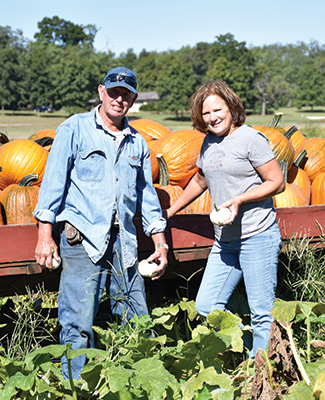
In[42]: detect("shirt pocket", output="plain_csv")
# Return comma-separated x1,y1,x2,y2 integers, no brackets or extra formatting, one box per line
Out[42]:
76,148,106,182
128,155,141,188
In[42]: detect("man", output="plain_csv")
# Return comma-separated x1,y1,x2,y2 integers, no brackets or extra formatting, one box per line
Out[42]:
33,66,168,379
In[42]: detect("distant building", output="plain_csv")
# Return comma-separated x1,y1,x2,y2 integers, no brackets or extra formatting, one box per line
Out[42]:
89,91,159,113
129,91,159,113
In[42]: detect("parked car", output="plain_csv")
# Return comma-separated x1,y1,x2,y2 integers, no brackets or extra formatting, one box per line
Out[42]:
33,105,55,113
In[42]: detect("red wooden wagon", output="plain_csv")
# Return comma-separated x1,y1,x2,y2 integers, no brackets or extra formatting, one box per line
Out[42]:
0,206,324,297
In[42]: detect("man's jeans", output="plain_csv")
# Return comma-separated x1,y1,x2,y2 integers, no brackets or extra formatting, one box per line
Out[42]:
58,226,148,380
195,221,282,356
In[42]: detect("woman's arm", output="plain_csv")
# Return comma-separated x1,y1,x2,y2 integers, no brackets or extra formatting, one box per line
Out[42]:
220,158,285,223
167,169,207,219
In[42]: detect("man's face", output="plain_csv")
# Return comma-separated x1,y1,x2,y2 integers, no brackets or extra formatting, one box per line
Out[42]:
98,85,137,121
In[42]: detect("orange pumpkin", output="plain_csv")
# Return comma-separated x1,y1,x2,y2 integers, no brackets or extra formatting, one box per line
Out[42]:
311,172,325,205
137,129,155,144
252,115,294,169
0,139,48,189
273,183,308,207
294,137,325,182
284,126,307,151
261,127,295,169
28,129,56,151
154,155,190,214
149,148,159,182
287,150,311,203
28,129,56,142
129,119,171,140
1,174,40,224
274,160,309,207
149,129,205,189
251,113,283,133
188,189,211,214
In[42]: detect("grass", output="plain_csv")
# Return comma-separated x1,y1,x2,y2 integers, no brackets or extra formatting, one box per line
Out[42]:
0,111,68,140
1,106,325,141
278,234,325,303
0,285,59,360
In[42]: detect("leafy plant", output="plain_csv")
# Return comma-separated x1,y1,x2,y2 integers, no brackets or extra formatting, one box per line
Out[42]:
0,297,323,399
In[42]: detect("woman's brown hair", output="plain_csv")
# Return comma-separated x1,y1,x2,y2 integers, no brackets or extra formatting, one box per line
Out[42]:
190,80,246,133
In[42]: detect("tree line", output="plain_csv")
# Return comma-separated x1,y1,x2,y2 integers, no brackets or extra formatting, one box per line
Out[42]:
1,16,325,117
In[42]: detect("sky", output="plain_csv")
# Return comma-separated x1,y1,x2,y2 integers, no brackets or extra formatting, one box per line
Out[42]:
1,0,324,55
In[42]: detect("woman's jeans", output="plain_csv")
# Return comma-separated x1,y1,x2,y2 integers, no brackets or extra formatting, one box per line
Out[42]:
195,221,282,356
58,226,148,380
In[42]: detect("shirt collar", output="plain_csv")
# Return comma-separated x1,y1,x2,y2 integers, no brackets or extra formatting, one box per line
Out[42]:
94,105,134,137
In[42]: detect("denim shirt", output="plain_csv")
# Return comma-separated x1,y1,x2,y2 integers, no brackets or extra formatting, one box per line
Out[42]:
33,106,166,267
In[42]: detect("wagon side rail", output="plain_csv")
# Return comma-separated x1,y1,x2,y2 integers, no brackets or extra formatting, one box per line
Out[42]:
0,205,325,295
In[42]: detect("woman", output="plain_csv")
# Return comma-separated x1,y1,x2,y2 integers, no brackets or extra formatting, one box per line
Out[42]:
166,80,285,356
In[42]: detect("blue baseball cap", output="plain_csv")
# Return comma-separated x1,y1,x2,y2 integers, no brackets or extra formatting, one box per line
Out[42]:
103,66,137,94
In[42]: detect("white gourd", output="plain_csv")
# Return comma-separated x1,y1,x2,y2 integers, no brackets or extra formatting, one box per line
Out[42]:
210,202,231,226
45,256,61,270
137,259,158,278
45,248,62,270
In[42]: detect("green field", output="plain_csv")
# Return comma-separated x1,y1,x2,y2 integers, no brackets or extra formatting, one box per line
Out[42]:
1,106,325,140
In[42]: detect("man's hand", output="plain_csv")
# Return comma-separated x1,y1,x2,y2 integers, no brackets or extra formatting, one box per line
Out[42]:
146,246,168,280
35,221,58,271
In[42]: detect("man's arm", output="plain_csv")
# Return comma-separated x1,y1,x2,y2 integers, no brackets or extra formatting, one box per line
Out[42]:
35,221,59,271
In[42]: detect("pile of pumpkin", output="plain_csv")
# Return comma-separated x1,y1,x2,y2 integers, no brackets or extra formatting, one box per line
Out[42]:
1,115,325,226
251,113,325,207
131,116,325,210
129,119,211,215
0,130,55,225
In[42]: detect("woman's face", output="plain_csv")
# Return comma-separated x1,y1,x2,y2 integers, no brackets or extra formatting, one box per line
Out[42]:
202,94,236,137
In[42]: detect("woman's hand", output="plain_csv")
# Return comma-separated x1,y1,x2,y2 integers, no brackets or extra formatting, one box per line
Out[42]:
216,198,242,225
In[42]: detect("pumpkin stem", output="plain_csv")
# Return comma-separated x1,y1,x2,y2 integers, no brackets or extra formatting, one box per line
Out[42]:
0,132,9,145
292,149,307,168
278,160,288,184
18,174,39,187
213,201,219,211
35,136,54,147
156,154,169,186
284,126,298,140
268,113,283,127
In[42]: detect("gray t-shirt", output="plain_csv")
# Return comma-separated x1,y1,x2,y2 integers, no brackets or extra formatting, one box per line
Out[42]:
197,125,277,241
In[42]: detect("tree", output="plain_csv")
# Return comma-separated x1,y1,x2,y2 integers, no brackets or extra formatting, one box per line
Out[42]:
205,33,256,108
0,26,26,114
156,54,196,117
184,42,211,90
254,63,291,115
295,62,325,110
53,46,105,111
116,48,138,72
254,63,270,116
252,41,325,109
0,25,26,48
136,50,160,92
24,42,61,109
34,16,97,49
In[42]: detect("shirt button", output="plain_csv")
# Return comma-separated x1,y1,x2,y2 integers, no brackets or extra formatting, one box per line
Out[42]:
116,177,118,182
113,137,116,141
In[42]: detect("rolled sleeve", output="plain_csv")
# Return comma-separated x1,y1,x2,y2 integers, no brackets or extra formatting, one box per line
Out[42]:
144,217,167,237
33,209,56,224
